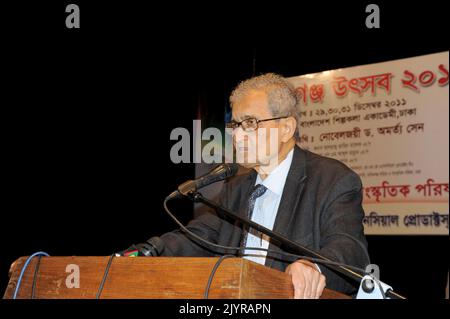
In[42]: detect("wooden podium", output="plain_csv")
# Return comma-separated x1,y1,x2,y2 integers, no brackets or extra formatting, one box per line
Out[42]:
3,256,350,299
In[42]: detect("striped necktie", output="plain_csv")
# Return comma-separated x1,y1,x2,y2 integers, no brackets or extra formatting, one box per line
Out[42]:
240,184,268,251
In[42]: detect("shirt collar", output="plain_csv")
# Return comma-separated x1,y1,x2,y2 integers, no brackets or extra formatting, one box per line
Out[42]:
255,148,294,196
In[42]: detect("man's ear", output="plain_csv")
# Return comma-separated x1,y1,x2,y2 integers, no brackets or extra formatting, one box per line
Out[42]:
281,117,297,142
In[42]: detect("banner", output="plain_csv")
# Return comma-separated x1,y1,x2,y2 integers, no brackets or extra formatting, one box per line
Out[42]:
288,52,449,235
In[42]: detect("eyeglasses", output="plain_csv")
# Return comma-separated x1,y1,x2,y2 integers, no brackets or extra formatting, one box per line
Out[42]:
226,116,289,132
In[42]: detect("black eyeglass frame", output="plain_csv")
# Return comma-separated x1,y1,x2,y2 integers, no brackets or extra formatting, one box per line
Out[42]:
225,116,289,132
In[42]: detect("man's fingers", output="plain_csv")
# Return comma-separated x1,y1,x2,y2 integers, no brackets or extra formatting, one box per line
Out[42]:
292,271,306,299
288,261,327,299
303,270,313,299
309,270,320,299
315,275,326,299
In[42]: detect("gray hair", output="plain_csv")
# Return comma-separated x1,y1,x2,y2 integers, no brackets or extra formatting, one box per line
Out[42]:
229,73,301,140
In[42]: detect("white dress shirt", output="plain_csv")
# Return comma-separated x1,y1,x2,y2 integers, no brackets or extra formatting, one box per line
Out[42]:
243,149,294,265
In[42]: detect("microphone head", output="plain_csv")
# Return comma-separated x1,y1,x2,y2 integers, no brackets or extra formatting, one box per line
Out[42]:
225,163,240,177
213,163,239,179
172,163,241,199
203,163,239,186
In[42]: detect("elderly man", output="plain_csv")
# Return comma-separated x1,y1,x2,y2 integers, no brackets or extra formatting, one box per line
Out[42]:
159,73,369,298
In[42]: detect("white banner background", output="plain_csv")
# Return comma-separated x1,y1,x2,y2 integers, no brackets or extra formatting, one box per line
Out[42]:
288,52,449,235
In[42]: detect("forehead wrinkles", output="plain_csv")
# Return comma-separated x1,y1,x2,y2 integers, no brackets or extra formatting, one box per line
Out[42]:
232,90,271,121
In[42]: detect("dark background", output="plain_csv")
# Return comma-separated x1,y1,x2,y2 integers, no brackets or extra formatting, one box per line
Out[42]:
1,1,448,300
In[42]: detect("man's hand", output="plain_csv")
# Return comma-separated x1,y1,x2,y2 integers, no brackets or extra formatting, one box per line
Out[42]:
285,259,326,299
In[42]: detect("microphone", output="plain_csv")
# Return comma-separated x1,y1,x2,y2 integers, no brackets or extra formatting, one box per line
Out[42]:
167,163,239,200
116,236,165,257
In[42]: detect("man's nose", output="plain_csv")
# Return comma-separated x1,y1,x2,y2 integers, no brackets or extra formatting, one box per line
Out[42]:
233,127,248,144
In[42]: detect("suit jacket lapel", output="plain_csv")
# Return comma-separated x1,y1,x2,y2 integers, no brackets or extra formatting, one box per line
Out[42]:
265,146,308,268
239,171,257,217
226,170,257,249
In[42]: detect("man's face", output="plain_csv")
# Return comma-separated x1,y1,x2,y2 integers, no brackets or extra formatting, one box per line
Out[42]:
231,90,282,169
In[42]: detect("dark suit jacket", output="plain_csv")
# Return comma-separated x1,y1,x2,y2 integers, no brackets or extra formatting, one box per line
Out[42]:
160,146,370,294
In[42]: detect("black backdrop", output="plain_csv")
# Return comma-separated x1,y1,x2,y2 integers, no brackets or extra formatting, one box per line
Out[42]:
1,1,448,300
